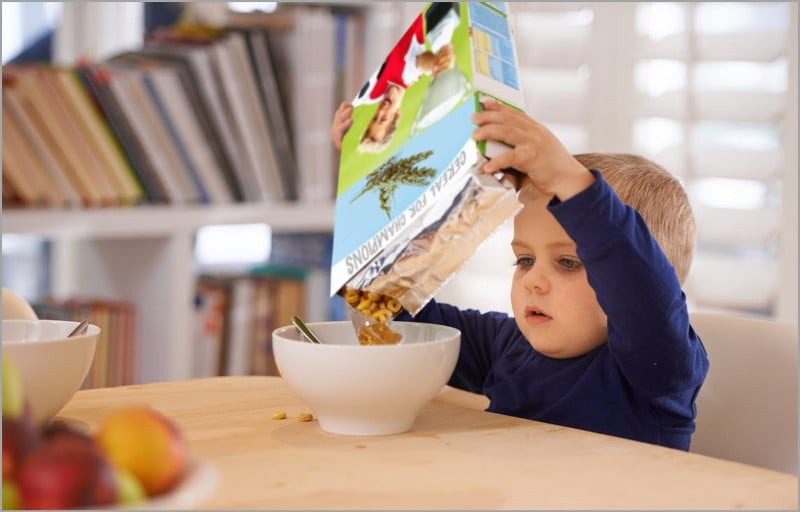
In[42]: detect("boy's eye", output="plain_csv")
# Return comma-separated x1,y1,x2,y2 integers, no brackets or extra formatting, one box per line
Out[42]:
558,258,582,271
513,256,534,270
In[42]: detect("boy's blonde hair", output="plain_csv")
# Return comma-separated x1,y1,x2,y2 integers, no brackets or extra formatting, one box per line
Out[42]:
573,153,695,284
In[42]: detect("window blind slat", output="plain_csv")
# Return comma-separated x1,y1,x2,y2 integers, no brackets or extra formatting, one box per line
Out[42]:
636,34,687,60
635,90,785,122
636,32,786,62
696,32,788,62
635,90,686,119
522,72,588,124
694,205,781,245
512,3,588,14
691,146,783,180
694,90,786,123
514,27,590,69
687,252,777,311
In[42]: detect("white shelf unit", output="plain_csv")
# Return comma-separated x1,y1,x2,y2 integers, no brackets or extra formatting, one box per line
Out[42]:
2,2,416,385
3,203,334,383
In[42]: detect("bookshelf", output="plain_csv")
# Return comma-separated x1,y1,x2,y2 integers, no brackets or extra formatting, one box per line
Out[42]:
1,2,417,385
3,203,333,384
2,203,334,239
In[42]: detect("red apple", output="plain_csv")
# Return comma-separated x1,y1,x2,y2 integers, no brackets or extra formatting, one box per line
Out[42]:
17,429,117,509
2,412,40,480
41,423,94,453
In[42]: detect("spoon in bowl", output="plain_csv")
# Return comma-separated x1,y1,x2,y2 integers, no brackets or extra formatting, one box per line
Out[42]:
68,319,90,337
291,316,322,344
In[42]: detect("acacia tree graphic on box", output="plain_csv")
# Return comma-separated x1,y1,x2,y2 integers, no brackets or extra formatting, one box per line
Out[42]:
350,150,436,218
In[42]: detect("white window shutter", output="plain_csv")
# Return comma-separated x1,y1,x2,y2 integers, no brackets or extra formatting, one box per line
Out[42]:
778,3,798,323
367,3,798,322
513,3,597,153
631,2,795,318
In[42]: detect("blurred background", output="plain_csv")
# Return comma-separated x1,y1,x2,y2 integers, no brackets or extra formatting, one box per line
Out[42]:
3,1,796,325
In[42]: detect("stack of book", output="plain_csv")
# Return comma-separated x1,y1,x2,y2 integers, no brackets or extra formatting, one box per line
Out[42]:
192,231,338,379
2,4,368,208
192,268,307,379
32,297,137,389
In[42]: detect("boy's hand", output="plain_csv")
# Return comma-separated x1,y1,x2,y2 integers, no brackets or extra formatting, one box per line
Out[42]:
471,99,594,200
331,101,354,150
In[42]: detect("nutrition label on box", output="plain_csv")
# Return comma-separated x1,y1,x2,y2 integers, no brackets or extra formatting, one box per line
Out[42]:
469,2,519,90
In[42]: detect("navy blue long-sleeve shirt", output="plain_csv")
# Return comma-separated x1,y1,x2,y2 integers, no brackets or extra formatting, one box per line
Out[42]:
400,170,709,450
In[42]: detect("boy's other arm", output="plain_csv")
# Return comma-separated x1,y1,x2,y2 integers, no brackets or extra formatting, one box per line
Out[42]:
399,300,514,395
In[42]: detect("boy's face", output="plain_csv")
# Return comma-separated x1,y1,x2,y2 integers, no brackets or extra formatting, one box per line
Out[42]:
510,186,608,358
364,84,404,142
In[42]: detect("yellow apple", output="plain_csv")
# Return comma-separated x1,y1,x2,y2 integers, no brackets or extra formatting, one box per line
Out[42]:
94,407,188,496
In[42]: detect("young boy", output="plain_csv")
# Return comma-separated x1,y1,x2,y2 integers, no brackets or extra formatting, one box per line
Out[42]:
331,99,709,450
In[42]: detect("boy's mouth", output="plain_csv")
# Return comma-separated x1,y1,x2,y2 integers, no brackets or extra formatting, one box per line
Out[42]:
525,306,552,323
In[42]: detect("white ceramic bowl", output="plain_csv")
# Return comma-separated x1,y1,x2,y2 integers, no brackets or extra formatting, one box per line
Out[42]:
273,321,460,436
2,319,100,425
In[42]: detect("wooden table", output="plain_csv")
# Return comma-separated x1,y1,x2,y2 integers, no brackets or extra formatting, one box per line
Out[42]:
59,376,797,510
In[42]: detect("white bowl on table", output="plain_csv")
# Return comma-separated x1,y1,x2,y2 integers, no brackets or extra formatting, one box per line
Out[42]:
2,319,100,425
272,320,460,436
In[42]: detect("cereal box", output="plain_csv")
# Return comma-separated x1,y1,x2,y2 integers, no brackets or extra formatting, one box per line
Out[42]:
331,2,525,314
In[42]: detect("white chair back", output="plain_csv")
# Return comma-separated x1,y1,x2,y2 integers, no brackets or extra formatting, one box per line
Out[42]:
689,311,797,474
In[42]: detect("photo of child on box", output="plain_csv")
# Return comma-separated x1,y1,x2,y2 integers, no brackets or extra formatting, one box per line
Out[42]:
331,2,526,315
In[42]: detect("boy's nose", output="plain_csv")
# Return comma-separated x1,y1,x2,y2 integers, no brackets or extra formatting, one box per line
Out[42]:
524,266,550,294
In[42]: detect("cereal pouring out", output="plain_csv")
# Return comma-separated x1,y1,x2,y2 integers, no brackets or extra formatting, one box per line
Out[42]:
341,286,403,345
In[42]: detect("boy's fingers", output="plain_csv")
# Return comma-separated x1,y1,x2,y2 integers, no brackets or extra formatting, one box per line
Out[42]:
336,102,353,120
332,121,351,150
472,107,505,121
481,152,516,174
471,107,506,124
342,119,353,135
480,98,502,109
472,124,514,147
475,101,535,129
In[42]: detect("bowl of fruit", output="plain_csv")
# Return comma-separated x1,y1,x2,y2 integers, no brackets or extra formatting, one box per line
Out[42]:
2,357,217,510
2,319,100,426
273,320,460,436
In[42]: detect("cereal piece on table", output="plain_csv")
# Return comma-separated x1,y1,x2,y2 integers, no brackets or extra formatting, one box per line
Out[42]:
298,412,314,422
272,411,287,420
